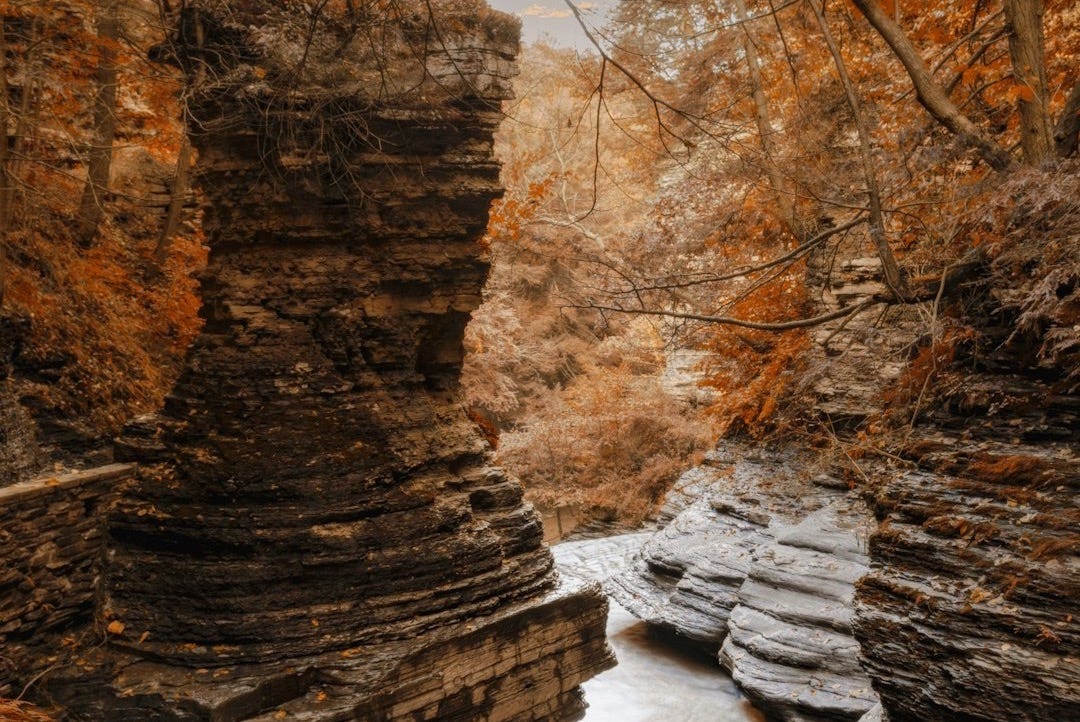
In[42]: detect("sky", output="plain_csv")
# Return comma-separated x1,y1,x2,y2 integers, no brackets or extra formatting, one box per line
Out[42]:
486,0,614,50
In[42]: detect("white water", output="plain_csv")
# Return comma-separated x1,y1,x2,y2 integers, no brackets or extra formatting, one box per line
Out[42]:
552,535,764,722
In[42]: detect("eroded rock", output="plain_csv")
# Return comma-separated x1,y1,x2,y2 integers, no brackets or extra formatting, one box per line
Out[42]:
720,505,878,722
609,445,881,722
51,2,614,718
854,432,1079,722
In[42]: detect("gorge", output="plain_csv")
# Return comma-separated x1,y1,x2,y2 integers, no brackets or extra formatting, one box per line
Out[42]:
0,1,1077,721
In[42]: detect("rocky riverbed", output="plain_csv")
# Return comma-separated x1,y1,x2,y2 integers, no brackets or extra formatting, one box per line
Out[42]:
553,534,765,722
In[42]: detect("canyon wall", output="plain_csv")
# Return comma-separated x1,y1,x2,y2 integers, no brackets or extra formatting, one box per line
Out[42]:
51,3,613,718
615,235,1079,722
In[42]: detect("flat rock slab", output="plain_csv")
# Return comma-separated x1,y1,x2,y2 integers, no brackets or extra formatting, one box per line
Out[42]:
609,443,881,722
52,576,614,721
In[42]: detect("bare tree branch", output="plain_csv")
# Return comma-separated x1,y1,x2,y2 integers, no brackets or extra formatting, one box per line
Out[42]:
850,0,1013,170
567,299,876,331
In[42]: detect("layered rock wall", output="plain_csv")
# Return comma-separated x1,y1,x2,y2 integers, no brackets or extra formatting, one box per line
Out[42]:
854,400,1079,721
52,2,613,718
609,445,880,722
0,464,131,695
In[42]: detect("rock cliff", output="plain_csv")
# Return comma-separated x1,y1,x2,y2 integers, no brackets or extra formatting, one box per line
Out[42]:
853,379,1079,720
51,2,613,718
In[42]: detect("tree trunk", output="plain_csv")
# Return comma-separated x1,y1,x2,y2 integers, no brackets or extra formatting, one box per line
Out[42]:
153,133,193,267
810,0,904,296
850,0,1013,171
76,1,120,247
731,0,795,234
153,9,205,271
1003,0,1052,165
0,21,9,308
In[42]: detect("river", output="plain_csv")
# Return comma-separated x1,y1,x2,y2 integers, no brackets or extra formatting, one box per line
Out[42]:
552,534,764,722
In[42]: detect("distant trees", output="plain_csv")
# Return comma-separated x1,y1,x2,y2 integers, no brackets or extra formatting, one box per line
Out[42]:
0,0,205,436
543,0,1078,430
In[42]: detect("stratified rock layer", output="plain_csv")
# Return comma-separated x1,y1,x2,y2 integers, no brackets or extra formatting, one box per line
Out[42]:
854,426,1079,722
0,465,131,696
78,3,613,718
607,446,786,647
609,444,881,722
720,506,877,722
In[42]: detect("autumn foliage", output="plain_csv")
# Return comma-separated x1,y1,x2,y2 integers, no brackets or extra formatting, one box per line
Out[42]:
0,699,54,722
1,1,205,444
468,0,1078,522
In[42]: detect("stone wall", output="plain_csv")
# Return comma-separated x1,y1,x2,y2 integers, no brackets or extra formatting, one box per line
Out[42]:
0,464,131,696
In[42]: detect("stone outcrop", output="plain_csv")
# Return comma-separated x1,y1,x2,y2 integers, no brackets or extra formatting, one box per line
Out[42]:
854,420,1079,721
49,2,613,718
607,446,779,647
801,253,925,428
720,506,877,722
609,444,880,722
0,465,132,696
847,181,1080,722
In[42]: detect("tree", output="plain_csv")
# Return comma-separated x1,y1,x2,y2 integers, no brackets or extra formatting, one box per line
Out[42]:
76,0,120,246
0,0,205,441
541,0,1078,432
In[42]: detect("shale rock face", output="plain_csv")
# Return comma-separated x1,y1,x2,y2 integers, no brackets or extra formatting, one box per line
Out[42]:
720,506,877,722
607,446,780,647
66,2,613,718
609,444,880,722
0,465,131,696
854,413,1079,721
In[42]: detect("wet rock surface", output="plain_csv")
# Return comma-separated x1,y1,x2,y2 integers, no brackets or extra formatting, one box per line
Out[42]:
50,2,614,718
606,447,792,647
609,444,880,722
720,506,877,722
553,533,764,722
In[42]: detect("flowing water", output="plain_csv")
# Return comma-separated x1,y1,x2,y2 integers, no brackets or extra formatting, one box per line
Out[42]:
552,534,764,722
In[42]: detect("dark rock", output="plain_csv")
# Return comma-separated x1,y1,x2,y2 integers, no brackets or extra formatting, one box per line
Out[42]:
50,2,613,718
853,433,1079,722
0,465,131,696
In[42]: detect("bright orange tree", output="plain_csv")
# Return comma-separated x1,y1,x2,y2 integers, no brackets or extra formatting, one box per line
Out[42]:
1,1,205,440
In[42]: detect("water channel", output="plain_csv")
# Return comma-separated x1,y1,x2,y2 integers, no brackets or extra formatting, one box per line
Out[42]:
552,534,764,722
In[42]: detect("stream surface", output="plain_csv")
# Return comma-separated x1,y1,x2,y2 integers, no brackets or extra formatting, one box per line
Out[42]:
552,534,763,722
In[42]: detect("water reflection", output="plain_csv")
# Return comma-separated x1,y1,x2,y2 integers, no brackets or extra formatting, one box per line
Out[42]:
553,534,764,722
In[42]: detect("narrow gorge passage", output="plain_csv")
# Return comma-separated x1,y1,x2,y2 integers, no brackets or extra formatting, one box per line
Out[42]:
554,534,765,722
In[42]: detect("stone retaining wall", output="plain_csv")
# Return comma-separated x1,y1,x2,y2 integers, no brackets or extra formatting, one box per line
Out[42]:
0,464,132,696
